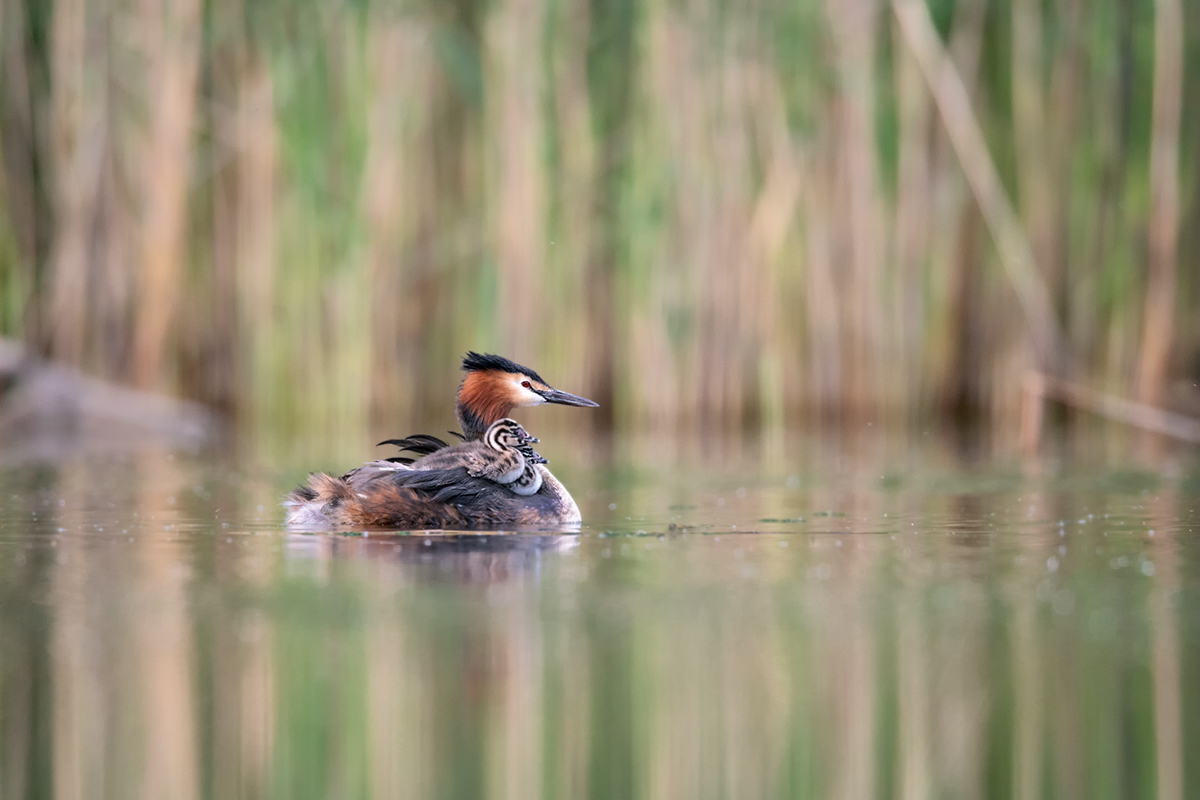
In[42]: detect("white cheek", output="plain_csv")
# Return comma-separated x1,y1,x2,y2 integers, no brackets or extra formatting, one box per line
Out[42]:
516,384,546,407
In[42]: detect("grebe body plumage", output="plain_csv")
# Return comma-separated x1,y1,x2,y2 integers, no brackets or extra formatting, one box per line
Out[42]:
284,354,597,530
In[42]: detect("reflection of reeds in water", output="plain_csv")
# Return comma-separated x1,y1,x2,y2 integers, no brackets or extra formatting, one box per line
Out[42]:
0,0,1193,447
1147,489,1183,800
0,448,1194,799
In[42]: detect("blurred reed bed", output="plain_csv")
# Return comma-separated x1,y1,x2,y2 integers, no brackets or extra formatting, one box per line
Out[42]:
0,0,1196,449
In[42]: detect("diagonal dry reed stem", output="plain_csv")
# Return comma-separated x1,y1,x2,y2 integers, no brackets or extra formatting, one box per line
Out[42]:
893,0,1067,376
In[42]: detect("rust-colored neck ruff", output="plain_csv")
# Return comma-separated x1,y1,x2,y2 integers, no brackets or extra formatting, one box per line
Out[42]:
456,371,515,440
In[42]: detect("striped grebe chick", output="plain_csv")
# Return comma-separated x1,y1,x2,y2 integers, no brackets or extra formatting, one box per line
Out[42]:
402,418,545,495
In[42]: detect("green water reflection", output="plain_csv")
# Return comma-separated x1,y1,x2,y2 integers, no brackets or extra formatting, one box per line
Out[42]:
0,434,1198,800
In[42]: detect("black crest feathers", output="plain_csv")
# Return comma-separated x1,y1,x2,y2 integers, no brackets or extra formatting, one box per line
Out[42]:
461,352,546,385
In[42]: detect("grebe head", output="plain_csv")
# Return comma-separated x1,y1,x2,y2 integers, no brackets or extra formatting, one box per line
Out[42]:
456,352,599,440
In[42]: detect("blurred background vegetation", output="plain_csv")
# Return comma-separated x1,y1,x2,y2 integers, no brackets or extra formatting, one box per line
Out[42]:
0,0,1197,449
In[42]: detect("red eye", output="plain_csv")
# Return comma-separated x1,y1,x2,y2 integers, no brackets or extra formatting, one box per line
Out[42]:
521,380,532,389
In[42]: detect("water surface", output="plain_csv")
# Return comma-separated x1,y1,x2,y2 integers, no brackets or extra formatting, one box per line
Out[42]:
1,430,1198,799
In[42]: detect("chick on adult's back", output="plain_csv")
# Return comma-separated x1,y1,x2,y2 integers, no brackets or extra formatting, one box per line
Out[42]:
405,417,545,495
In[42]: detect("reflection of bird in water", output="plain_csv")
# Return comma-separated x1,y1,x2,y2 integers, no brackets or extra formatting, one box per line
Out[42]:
285,531,580,583
285,353,598,530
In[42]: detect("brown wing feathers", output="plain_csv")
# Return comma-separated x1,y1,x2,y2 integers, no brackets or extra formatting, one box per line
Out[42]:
285,465,549,529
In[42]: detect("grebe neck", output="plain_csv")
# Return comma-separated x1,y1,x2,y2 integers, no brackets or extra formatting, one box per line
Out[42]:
455,398,514,441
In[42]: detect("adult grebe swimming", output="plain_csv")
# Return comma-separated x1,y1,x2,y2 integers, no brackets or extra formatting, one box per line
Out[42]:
285,353,598,529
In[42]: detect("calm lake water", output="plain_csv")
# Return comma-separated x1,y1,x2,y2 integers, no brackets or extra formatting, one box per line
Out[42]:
1,428,1198,800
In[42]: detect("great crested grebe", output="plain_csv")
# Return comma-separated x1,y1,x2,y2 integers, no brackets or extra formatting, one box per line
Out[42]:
284,353,598,530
